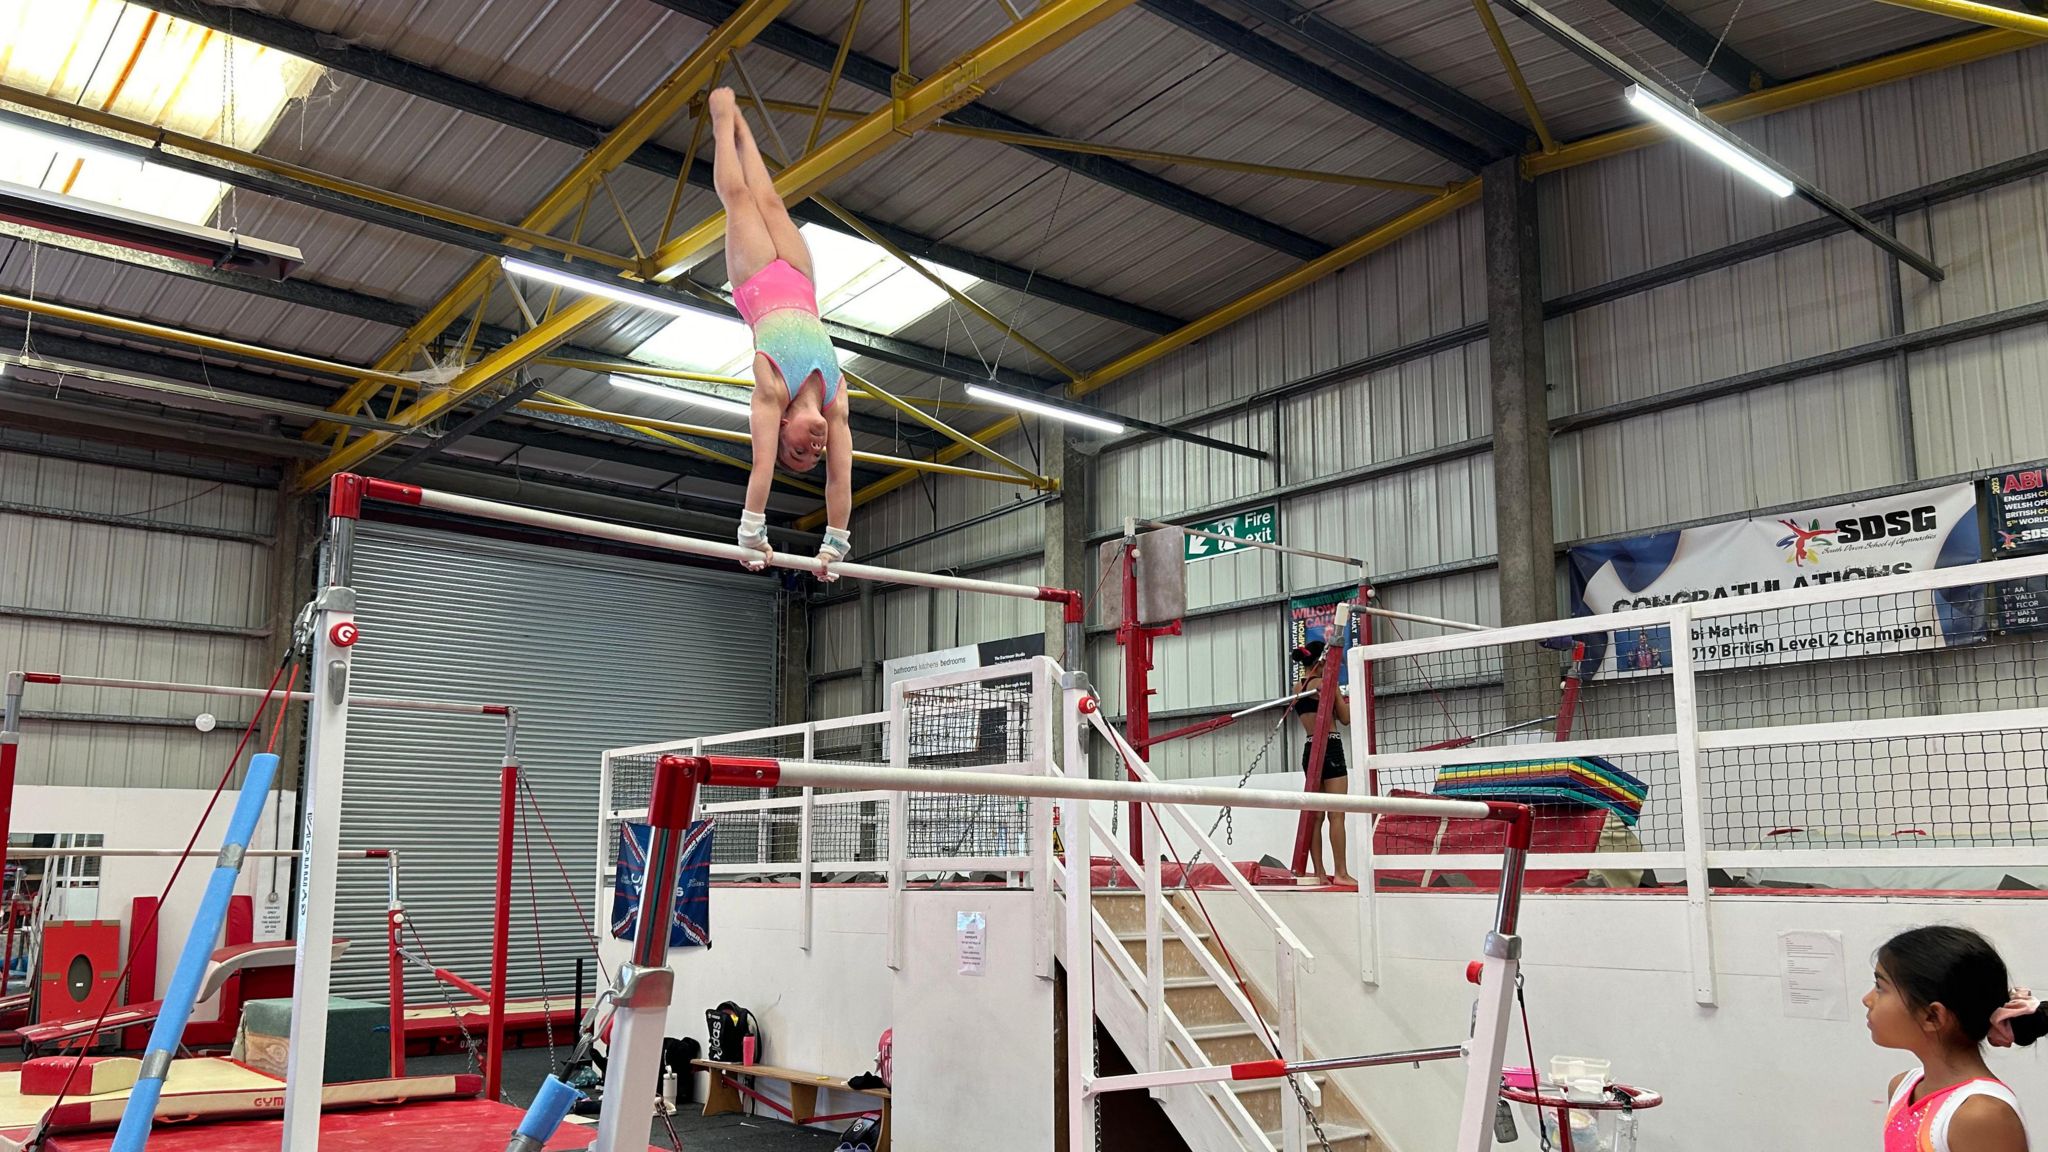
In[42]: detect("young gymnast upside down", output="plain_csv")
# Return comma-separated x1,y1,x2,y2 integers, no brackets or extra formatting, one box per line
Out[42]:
710,87,852,580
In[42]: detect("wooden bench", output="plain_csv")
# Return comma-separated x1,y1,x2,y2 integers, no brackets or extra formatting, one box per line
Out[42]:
694,1059,890,1149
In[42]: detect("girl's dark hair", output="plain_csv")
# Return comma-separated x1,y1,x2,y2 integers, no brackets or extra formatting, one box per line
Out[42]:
1291,639,1326,668
1878,926,2047,1047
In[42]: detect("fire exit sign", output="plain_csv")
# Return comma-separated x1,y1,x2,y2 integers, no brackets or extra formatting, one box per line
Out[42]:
1183,506,1278,562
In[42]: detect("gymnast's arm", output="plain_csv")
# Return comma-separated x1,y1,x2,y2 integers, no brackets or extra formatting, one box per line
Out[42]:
737,384,782,569
815,399,855,579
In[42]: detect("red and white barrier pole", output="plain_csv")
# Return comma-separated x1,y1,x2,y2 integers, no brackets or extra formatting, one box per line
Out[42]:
593,755,704,1152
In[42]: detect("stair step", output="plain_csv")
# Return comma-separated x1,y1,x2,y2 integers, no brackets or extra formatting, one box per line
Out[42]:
1185,1022,1261,1041
1265,1122,1373,1148
1113,925,1209,942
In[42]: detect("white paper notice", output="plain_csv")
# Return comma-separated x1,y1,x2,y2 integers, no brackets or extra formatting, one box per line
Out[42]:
1779,930,1849,1020
957,911,986,976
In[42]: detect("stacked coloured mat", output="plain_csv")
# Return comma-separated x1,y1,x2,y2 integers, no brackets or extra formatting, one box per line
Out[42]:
1432,756,1649,825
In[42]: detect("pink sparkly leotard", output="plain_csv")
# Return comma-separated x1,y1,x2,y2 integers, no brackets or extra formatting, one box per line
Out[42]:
1884,1069,2027,1152
733,258,842,406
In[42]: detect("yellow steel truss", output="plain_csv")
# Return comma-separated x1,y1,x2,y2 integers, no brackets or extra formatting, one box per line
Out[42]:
797,27,2035,530
294,0,1139,493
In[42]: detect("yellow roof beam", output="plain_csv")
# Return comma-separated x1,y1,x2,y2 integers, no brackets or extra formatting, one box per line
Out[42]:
806,27,2035,531
295,0,1141,493
301,0,794,446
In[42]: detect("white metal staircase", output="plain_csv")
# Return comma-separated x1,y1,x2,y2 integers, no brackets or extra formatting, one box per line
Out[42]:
1055,702,1380,1152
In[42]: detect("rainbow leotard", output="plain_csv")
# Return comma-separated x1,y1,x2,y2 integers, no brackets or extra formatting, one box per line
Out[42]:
733,258,842,405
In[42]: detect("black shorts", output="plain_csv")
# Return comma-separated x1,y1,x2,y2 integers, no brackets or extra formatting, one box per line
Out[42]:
1303,739,1348,781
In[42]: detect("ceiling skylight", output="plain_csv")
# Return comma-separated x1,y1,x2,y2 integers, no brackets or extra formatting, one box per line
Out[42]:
0,0,322,225
628,223,981,388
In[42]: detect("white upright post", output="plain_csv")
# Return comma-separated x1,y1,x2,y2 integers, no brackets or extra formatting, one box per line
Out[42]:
1669,607,1718,1005
1278,949,1303,1152
800,722,815,952
281,485,366,1152
1030,659,1056,980
1062,676,1096,1152
886,681,909,971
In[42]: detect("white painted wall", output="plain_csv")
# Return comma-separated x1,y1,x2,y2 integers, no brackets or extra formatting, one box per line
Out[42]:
15,784,302,1015
600,887,1053,1150
1197,888,2048,1152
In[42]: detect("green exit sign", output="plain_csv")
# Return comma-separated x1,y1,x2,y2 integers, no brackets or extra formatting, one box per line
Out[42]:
1183,505,1278,562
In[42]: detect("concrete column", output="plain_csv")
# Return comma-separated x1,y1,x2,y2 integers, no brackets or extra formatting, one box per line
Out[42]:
1484,158,1557,723
778,589,810,725
1041,425,1094,667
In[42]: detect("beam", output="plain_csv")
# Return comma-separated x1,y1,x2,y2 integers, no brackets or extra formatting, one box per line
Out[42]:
0,211,942,448
0,98,1034,412
1598,0,1775,93
1863,0,2048,38
1523,28,2035,175
1139,0,1495,169
127,0,1183,334
652,0,1330,259
0,316,769,490
820,26,2041,529
1225,0,1527,154
310,0,794,437
1495,0,1943,280
299,0,1146,491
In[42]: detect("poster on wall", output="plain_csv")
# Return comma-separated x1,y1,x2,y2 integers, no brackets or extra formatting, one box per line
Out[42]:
1989,464,2048,633
1287,588,1365,686
1566,483,1984,676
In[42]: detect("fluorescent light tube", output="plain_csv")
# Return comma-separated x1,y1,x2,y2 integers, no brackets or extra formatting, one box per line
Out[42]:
1624,85,1795,199
500,256,698,318
609,373,752,417
965,384,1125,434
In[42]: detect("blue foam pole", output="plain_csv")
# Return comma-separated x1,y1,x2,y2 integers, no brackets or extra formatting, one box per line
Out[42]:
502,1074,581,1151
110,752,280,1152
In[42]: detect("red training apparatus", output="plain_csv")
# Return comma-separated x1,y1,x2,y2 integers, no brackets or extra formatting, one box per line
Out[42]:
684,754,782,789
328,473,424,520
1036,587,1086,623
1481,801,1535,851
1231,1059,1288,1082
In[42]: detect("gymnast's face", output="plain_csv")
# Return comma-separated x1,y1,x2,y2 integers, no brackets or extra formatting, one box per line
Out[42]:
779,411,828,472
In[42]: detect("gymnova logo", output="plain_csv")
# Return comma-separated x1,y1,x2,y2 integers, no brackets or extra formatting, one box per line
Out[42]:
1776,518,1836,567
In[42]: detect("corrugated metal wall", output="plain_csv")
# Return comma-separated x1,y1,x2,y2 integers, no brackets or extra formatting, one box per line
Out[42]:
0,447,276,788
335,522,778,1001
808,45,2048,782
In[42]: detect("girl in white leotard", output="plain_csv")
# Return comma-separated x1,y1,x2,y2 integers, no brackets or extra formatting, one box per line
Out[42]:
1866,926,2042,1151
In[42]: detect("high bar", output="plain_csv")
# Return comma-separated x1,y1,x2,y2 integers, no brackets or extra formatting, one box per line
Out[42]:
675,755,1516,827
334,474,1083,610
7,673,509,717
1363,606,1491,633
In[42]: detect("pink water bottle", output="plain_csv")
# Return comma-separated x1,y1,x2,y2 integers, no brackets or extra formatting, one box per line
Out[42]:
742,1036,757,1065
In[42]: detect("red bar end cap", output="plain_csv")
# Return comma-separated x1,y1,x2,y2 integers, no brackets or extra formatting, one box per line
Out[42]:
650,755,708,830
1466,960,1484,986
329,474,365,520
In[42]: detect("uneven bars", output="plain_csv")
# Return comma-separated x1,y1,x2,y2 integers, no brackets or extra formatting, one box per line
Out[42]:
7,672,508,716
1088,1044,1464,1095
331,474,1085,614
672,754,1522,826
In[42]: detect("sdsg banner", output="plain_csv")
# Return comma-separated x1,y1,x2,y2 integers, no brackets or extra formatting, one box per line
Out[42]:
1567,483,1984,676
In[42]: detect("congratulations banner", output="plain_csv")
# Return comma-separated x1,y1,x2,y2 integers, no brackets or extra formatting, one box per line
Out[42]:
1567,484,1984,675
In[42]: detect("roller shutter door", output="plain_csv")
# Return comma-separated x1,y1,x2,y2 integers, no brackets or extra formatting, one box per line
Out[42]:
326,521,777,1010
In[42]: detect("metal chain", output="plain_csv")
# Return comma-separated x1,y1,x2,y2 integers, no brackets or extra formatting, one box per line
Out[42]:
1204,705,1293,845
1286,1070,1336,1152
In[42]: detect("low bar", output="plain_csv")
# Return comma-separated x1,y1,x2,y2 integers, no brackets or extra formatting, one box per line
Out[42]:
676,754,1510,825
